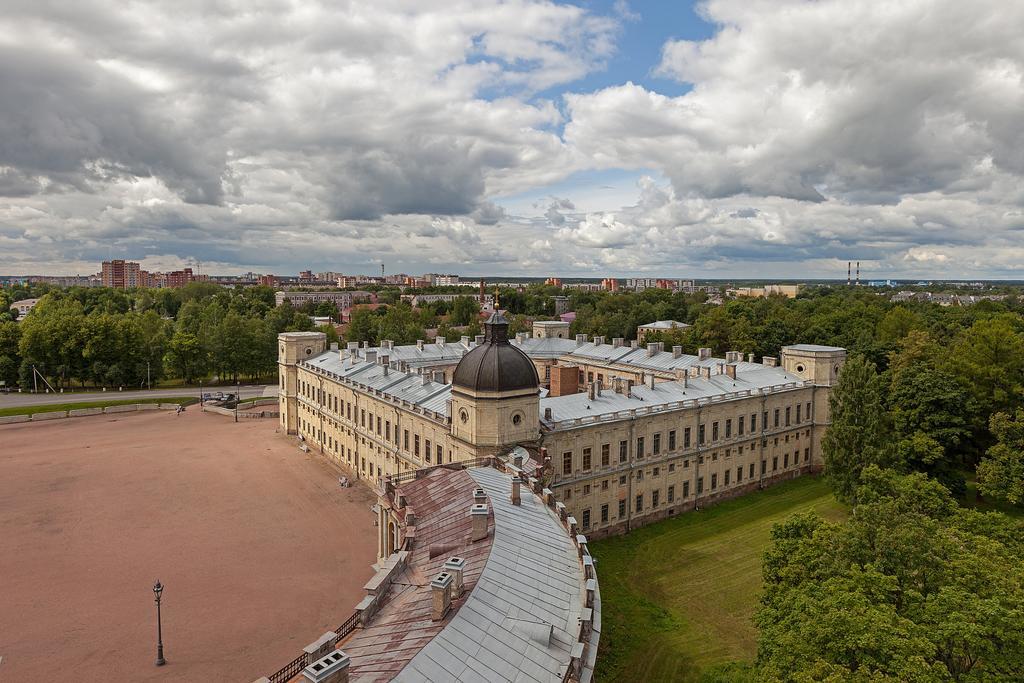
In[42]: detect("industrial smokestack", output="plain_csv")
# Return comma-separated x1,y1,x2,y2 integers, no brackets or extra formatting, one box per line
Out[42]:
856,261,860,285
847,261,851,286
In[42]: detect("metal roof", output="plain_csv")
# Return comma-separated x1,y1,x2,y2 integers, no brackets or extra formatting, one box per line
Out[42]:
395,466,586,683
638,320,690,329
540,366,809,426
782,344,845,352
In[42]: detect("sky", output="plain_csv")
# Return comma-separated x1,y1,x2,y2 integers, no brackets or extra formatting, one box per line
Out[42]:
1,0,1022,279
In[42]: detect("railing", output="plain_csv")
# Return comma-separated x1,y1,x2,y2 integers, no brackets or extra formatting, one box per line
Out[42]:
331,611,361,646
268,652,307,683
389,456,495,485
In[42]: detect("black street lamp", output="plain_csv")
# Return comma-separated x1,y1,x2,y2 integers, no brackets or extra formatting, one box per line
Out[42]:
153,580,166,666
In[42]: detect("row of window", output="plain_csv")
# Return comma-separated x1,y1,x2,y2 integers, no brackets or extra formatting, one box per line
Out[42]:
575,449,812,529
562,420,814,476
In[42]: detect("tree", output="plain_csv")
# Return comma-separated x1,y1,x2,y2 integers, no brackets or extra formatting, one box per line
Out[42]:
449,296,479,326
0,320,21,388
377,303,426,345
165,331,204,383
347,307,378,345
822,354,894,502
756,467,1024,681
977,409,1024,505
949,316,1024,423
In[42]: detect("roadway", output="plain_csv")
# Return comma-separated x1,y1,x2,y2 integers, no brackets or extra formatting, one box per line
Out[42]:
0,384,277,408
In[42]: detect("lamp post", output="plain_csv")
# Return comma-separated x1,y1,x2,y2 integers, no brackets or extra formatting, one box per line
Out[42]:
153,580,166,666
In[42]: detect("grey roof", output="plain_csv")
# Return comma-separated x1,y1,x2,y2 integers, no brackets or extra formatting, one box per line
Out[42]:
563,342,759,374
782,344,845,352
511,336,579,359
638,320,690,329
303,351,452,418
395,466,585,683
453,313,540,393
540,366,809,427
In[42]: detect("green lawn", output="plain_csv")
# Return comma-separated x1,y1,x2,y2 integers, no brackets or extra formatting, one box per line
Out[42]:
591,476,847,683
0,397,197,418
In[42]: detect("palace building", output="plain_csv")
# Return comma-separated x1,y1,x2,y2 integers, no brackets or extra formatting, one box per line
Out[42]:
278,314,845,540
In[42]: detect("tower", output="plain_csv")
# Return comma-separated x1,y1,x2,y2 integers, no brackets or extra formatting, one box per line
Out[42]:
449,313,540,451
277,331,328,434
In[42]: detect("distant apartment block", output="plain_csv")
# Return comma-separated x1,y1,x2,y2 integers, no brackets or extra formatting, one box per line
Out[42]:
275,290,371,311
730,284,802,299
101,260,142,289
637,320,691,342
602,278,619,291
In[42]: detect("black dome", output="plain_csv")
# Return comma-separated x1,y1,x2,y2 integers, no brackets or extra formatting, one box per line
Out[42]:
452,312,539,393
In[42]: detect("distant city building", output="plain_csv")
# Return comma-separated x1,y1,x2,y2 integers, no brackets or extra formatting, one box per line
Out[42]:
11,298,38,317
258,274,278,287
404,293,492,308
336,276,360,288
729,284,802,299
637,320,691,342
551,295,571,316
275,290,371,311
299,270,314,281
545,277,563,287
625,278,658,291
429,274,461,286
602,277,619,292
563,282,604,292
101,260,141,289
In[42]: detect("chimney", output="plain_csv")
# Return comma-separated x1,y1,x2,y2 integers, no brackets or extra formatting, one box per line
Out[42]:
748,353,755,363
474,335,484,345
436,336,445,347
443,557,466,598
698,347,711,360
717,362,725,374
673,345,682,358
383,365,389,377
470,503,489,542
725,364,737,379
625,379,633,398
365,350,377,364
587,382,596,400
544,407,553,420
701,366,711,380
416,339,424,350
346,341,359,353
630,340,639,349
379,353,389,366
421,373,430,385
594,336,605,346
433,371,445,383
612,337,624,348
362,341,369,348
763,356,778,367
647,343,657,357
511,477,521,505
674,369,688,387
647,373,656,389
461,335,470,345
473,488,486,504
330,342,339,352
430,571,454,621
302,650,351,683
595,379,602,397
576,334,587,346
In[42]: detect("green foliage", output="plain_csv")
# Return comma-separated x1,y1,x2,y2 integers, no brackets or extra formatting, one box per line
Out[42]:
755,467,1024,681
449,296,479,326
822,355,894,502
977,409,1024,506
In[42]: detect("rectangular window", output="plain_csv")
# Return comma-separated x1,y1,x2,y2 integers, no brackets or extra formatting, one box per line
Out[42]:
737,466,743,482
583,484,590,495
587,371,594,383
636,469,644,481
619,475,626,485
602,480,609,491
669,430,676,451
563,451,573,475
784,453,789,468
738,415,745,435
635,494,643,512
726,419,732,438
806,402,811,420
796,404,802,423
385,421,391,440
697,476,704,494
684,427,691,448
425,438,431,463
751,413,757,432
601,504,609,523
698,424,705,444
683,481,690,498
750,463,755,478
804,448,810,462
712,422,719,441
437,444,443,463
772,456,778,471
725,469,731,486
637,437,645,459
414,435,420,457
619,440,628,463
653,433,661,455
668,485,675,503
711,473,717,490
774,409,780,428
377,416,382,435
582,447,592,471
403,430,409,451
761,460,767,475
684,459,690,468
786,407,791,426
669,463,676,472
652,489,660,508
618,499,626,518
653,467,660,477
601,443,610,467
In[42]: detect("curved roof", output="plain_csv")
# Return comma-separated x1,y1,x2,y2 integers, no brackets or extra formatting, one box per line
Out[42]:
452,312,539,393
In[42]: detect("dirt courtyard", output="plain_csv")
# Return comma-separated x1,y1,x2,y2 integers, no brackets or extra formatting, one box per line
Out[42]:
0,409,378,682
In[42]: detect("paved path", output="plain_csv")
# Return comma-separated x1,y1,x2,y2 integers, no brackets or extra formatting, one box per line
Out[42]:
0,384,275,408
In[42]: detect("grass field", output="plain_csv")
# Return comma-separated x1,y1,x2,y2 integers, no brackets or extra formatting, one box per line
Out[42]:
590,476,847,683
0,396,197,417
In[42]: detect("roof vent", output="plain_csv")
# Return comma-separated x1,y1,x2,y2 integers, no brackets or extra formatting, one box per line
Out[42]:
612,337,624,348
698,347,711,360
630,340,639,349
436,336,445,347
416,339,424,350
576,334,587,346
594,336,605,346
461,335,470,346
544,407,553,420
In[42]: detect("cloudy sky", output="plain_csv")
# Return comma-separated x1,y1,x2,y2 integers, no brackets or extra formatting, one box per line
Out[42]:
2,0,1022,279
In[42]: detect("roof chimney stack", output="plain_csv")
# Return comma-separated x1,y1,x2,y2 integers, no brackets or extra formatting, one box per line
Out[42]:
510,477,522,506
470,503,489,542
673,345,682,358
698,347,711,361
443,557,466,598
430,571,454,621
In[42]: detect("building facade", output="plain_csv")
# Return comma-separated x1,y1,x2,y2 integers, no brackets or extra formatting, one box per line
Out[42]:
279,316,845,539
101,260,141,289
